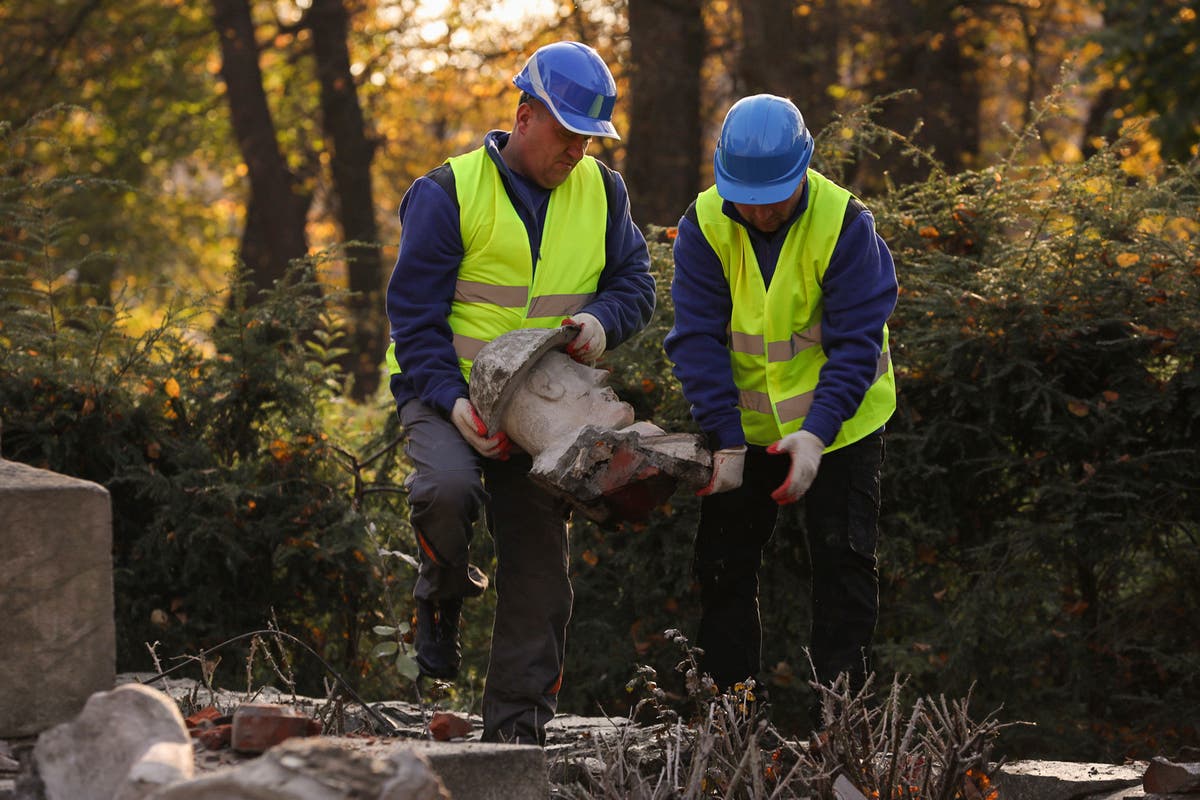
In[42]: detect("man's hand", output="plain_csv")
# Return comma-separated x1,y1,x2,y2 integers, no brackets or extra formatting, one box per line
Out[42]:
451,397,511,460
698,445,747,496
562,312,606,364
766,430,824,504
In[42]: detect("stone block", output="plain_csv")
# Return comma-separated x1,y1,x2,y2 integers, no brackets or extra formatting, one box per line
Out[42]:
995,760,1145,800
0,459,115,737
378,740,550,800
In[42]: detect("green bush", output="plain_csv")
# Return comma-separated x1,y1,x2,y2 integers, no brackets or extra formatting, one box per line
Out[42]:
0,115,411,697
871,134,1200,760
563,122,1200,761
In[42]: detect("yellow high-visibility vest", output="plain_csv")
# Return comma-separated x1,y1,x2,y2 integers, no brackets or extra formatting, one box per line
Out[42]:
694,170,896,449
387,147,607,380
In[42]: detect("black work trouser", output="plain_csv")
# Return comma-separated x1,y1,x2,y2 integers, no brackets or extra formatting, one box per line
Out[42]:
692,431,884,692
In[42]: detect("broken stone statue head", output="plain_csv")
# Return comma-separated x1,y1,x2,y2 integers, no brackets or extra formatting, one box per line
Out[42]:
469,326,712,522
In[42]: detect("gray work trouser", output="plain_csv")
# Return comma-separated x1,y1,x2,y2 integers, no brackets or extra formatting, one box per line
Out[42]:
400,399,573,745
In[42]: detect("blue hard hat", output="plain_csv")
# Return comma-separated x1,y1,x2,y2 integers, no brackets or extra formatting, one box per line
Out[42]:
714,95,814,204
513,41,620,140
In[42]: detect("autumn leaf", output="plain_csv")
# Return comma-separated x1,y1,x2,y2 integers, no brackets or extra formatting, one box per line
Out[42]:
164,377,181,398
269,439,291,461
1067,400,1090,417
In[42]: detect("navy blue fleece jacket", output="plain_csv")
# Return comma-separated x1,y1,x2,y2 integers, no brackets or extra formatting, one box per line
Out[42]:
664,182,898,451
387,130,655,416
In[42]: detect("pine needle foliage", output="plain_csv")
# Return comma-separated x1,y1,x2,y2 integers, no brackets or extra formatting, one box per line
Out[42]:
566,101,1199,761
868,109,1200,759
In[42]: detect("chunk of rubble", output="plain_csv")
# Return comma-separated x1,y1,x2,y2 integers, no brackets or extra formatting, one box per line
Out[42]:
32,683,193,800
149,737,448,800
1143,757,1200,795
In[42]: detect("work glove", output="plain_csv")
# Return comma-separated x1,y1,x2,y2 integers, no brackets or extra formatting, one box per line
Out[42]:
451,397,511,460
767,430,825,504
697,445,747,496
562,312,606,365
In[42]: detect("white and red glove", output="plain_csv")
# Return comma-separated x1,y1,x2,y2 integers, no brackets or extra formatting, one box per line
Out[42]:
451,397,511,460
766,430,825,504
562,312,606,365
697,445,746,496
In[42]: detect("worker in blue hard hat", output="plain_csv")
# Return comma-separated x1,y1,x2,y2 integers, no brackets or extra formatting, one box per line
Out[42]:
384,40,654,745
664,94,898,726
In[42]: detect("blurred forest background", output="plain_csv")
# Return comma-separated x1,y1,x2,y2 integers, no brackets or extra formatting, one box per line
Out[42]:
2,0,1197,765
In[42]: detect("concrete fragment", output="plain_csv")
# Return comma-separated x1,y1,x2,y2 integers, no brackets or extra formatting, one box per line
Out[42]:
115,740,195,800
392,739,550,800
1092,787,1147,800
0,459,115,737
148,737,447,800
33,683,193,800
995,760,1145,800
428,711,473,742
1143,757,1200,794
834,774,870,800
230,704,322,754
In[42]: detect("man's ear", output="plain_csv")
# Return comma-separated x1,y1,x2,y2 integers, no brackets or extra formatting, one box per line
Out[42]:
527,365,565,401
515,101,535,134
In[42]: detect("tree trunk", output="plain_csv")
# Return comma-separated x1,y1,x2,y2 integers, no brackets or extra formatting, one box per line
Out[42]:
209,0,309,300
625,0,705,229
857,0,983,188
307,0,385,400
735,0,841,137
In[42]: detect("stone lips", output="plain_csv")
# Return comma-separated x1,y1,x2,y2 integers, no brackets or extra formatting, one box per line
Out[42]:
468,325,580,430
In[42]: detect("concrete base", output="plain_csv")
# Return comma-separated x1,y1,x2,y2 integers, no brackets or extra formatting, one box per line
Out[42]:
400,740,549,800
995,759,1146,800
0,460,115,738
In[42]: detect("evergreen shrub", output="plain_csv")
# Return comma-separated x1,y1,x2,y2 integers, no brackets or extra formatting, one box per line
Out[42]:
564,124,1199,762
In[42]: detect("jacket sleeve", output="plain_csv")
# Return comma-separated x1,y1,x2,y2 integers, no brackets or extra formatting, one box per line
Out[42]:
580,167,655,348
663,212,747,451
386,172,469,416
803,207,898,445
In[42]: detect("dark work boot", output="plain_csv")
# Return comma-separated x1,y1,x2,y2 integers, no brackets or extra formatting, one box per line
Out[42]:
414,598,463,680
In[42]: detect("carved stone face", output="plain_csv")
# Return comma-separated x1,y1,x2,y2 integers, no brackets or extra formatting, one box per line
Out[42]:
501,350,635,455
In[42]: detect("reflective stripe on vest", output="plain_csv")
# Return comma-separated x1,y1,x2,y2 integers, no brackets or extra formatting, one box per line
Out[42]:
695,170,897,450
387,147,607,380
